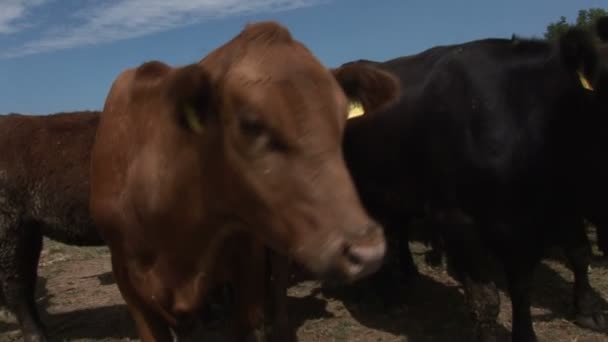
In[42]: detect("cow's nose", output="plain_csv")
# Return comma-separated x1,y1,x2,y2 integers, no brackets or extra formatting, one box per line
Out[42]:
340,224,386,281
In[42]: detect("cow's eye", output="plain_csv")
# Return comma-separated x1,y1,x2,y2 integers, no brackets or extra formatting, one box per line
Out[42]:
239,117,265,138
268,136,288,152
236,113,287,154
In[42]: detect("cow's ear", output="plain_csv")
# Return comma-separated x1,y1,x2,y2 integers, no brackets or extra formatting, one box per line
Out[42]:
596,16,608,42
331,63,400,115
168,64,215,134
559,28,600,92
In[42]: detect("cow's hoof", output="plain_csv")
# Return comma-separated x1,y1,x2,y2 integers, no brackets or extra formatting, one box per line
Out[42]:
576,312,608,331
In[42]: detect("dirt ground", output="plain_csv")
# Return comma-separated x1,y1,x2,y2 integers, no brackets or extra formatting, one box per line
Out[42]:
2,231,608,342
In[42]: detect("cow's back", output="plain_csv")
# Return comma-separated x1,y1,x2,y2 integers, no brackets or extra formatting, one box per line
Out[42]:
346,37,585,222
418,39,574,195
0,111,103,245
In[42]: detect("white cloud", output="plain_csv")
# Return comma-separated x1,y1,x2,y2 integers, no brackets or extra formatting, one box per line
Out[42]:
0,0,324,58
0,0,47,34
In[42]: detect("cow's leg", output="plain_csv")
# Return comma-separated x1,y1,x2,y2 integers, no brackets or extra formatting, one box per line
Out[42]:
387,212,419,278
360,196,419,282
348,211,415,307
234,239,267,342
368,217,418,309
424,226,445,268
437,210,500,342
111,254,172,342
396,226,419,278
460,275,500,342
561,218,607,330
503,259,537,342
0,217,46,342
267,250,295,342
594,222,608,257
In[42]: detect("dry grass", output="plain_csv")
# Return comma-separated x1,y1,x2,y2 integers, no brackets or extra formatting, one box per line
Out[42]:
1,234,608,341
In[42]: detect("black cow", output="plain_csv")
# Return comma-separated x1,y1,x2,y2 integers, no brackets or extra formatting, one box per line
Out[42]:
345,39,608,274
346,44,608,260
0,112,104,342
340,22,608,342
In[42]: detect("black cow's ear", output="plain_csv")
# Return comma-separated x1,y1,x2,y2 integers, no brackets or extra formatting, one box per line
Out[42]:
596,16,608,42
559,28,599,91
331,63,401,115
168,64,215,134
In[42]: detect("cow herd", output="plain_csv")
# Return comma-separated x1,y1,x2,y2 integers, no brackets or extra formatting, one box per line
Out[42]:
1,18,608,342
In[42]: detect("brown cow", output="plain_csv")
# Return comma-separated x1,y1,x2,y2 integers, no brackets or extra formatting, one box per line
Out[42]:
89,21,400,341
0,111,103,342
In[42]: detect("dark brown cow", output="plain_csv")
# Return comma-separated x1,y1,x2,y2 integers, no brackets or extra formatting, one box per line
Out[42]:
0,111,103,342
89,21,399,341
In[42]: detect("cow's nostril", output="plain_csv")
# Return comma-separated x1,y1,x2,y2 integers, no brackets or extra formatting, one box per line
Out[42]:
343,244,364,266
336,224,386,281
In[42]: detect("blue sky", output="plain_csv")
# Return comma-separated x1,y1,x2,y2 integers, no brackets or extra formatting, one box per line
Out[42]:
0,0,606,114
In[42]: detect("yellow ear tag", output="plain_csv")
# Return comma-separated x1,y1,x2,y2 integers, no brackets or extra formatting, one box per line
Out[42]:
184,105,204,134
578,71,594,92
347,100,365,119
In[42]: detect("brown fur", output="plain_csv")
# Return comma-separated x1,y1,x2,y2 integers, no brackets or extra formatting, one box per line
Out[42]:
0,111,103,342
90,21,399,341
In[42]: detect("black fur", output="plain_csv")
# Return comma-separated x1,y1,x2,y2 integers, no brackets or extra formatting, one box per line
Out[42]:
342,24,608,342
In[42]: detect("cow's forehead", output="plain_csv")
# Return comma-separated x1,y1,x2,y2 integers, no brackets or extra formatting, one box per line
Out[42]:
232,44,329,79
225,50,343,104
220,54,345,140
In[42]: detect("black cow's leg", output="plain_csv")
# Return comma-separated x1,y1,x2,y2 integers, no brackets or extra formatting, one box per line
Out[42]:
437,209,500,342
370,206,419,282
504,260,537,342
359,193,419,283
460,275,500,342
594,222,608,257
0,217,46,342
424,228,445,268
364,215,418,308
561,218,607,330
394,222,419,279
